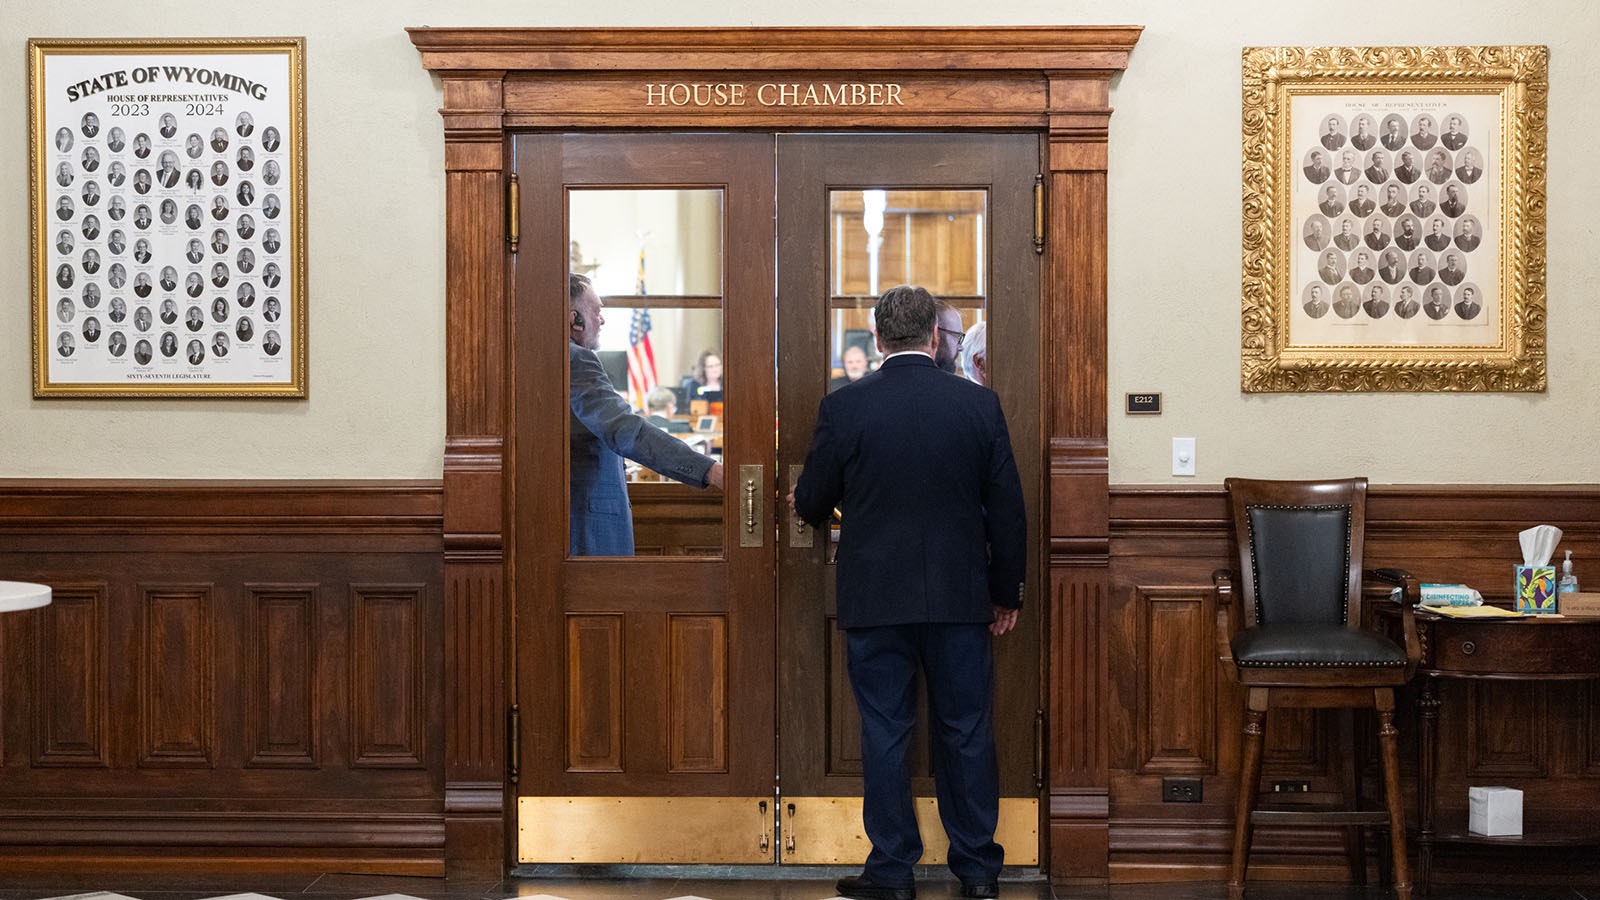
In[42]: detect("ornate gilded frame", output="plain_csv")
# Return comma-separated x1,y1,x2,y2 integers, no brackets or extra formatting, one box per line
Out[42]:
28,37,308,397
1241,46,1547,392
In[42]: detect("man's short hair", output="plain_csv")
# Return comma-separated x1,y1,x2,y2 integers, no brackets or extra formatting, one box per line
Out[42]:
569,273,592,306
646,387,676,413
873,285,937,352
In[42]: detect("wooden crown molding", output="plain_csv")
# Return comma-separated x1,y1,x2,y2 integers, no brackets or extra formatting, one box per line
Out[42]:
408,26,1142,74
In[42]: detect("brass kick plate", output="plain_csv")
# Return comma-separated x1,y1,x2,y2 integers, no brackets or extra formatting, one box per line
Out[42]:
782,797,1038,865
519,796,776,863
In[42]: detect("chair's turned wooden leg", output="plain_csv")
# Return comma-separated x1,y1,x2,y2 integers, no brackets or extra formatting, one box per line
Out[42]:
1230,689,1267,900
1377,689,1411,900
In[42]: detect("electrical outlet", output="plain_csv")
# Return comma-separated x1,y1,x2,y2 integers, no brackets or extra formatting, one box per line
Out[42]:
1162,777,1202,803
1271,781,1311,793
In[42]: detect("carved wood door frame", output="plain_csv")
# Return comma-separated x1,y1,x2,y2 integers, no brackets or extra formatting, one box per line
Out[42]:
409,25,1141,879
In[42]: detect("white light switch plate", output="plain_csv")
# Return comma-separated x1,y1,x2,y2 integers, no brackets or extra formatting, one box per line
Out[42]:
1172,437,1196,477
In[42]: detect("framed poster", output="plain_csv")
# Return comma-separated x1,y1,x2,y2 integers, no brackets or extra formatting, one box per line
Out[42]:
1241,46,1547,392
28,38,306,397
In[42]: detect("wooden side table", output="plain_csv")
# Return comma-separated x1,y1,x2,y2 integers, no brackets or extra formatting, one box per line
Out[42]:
1395,609,1600,895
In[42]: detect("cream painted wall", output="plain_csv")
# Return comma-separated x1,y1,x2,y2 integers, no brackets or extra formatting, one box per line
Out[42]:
3,1,1594,483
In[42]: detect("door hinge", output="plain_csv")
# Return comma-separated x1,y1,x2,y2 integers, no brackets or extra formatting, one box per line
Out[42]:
1033,708,1044,792
1032,174,1045,255
508,704,520,785
507,172,520,254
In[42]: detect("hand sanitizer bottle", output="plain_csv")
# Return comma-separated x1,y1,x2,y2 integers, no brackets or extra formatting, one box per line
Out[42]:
1559,550,1579,594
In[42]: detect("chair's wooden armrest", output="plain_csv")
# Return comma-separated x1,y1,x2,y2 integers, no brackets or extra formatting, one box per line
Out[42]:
1213,568,1239,678
1365,567,1422,678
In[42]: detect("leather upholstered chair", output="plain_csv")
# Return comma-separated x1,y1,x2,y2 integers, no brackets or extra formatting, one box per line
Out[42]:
1214,477,1420,900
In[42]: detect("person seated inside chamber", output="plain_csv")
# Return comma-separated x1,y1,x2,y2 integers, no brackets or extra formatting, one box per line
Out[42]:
679,348,724,401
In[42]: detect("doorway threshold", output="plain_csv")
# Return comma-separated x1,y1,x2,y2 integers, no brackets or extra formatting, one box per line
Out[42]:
512,864,1047,882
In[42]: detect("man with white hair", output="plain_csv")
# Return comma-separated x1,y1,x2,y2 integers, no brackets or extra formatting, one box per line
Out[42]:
961,320,988,386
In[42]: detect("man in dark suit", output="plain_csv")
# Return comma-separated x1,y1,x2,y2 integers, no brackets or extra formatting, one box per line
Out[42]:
1350,116,1376,151
1394,151,1421,184
1332,219,1359,251
1410,184,1436,219
1395,219,1421,252
1362,284,1390,319
1411,115,1437,151
1454,285,1482,320
1394,285,1420,319
1439,253,1467,286
1333,151,1360,185
1425,219,1452,252
1410,252,1436,286
1303,219,1329,252
1364,218,1390,252
1349,251,1374,285
1332,284,1359,319
1442,115,1468,151
1320,117,1345,151
1379,184,1407,217
1455,217,1482,252
1456,148,1483,184
1302,285,1329,318
1318,186,1344,217
1440,184,1467,218
1378,250,1404,285
1381,117,1407,151
1317,250,1343,285
568,273,722,556
1424,284,1450,318
1348,184,1375,217
792,285,1025,900
1303,150,1329,184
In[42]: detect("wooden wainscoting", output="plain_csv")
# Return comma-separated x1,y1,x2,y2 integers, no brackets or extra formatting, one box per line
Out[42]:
0,480,444,874
1108,485,1600,884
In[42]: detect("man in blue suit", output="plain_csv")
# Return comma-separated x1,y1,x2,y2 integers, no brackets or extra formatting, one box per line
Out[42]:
568,274,722,555
791,285,1027,900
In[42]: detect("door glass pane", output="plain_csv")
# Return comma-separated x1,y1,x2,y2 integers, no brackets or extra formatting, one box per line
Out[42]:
824,188,989,560
826,189,988,393
568,188,725,557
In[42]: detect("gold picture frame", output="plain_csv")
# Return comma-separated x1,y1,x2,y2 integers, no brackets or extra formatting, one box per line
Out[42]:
28,37,306,397
1241,45,1547,392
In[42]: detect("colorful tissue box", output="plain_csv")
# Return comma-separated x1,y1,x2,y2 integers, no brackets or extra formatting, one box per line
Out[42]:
1515,565,1557,614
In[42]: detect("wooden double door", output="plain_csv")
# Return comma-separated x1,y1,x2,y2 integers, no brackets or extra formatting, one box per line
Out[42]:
512,132,1043,866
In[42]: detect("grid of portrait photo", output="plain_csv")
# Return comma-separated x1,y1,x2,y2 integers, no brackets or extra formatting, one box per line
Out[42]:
37,48,295,389
1294,100,1498,345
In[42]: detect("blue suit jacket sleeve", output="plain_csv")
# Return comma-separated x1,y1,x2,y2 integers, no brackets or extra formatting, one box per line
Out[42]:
981,399,1027,609
570,343,714,488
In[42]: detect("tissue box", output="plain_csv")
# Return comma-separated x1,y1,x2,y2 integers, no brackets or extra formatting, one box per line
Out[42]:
1515,565,1557,614
1468,786,1523,836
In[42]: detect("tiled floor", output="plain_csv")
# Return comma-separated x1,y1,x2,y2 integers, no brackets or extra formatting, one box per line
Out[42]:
0,869,1596,900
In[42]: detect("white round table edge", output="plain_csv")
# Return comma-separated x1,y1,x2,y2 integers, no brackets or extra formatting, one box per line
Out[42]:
0,581,52,612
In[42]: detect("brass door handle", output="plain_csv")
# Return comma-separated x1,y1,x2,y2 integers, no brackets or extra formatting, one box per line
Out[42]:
759,799,770,853
739,464,763,548
788,464,812,548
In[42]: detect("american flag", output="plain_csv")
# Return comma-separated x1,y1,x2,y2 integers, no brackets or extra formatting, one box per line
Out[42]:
626,308,657,411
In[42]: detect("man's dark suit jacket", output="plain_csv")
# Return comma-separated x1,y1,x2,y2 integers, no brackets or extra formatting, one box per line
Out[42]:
794,353,1026,629
569,342,712,555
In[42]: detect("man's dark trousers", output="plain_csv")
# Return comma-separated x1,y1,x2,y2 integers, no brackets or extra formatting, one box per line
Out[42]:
847,622,1003,889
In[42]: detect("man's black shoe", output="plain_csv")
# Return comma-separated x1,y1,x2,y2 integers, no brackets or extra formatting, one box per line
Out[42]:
835,874,915,900
960,880,1000,899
